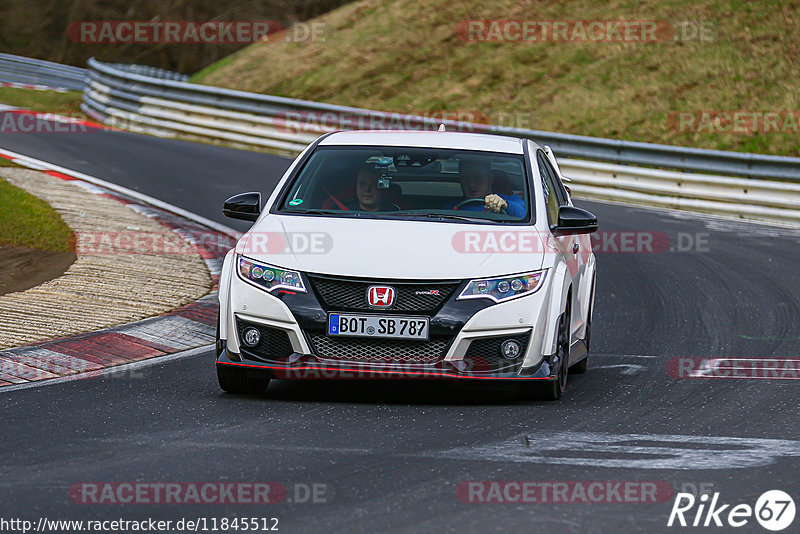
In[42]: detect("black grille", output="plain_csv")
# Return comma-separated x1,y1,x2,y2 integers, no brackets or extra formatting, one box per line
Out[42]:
309,333,452,364
308,275,460,313
236,319,293,362
461,333,531,373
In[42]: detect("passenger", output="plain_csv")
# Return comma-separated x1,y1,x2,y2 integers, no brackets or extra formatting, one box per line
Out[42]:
347,166,400,211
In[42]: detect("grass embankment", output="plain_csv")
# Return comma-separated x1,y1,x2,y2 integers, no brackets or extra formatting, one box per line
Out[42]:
0,174,75,251
0,87,84,115
0,93,80,252
192,0,800,156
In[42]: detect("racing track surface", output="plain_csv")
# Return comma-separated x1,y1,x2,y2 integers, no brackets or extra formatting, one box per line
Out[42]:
1,125,800,533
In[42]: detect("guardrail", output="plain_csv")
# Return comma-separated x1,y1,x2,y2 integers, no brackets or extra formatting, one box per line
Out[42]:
563,159,800,225
0,53,86,91
77,57,800,227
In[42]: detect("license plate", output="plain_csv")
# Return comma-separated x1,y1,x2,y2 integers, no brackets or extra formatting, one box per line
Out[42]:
328,313,429,340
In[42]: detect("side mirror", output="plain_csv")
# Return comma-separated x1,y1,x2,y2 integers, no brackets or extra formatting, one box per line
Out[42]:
553,206,597,235
223,192,261,221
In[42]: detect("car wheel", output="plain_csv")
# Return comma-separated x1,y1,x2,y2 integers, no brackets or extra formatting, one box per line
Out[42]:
216,364,270,394
570,346,588,375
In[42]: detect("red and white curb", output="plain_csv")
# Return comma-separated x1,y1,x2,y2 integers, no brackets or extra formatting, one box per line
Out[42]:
0,81,71,92
0,144,239,387
0,296,218,386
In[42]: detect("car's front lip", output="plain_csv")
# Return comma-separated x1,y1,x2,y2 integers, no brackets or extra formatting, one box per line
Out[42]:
217,347,553,381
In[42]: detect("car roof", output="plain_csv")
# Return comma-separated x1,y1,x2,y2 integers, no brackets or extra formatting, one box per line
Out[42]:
318,130,536,154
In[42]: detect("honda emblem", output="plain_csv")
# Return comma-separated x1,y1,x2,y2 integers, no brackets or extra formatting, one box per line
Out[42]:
367,285,396,307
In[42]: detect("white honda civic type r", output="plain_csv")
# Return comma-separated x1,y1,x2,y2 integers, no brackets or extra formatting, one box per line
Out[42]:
216,130,597,400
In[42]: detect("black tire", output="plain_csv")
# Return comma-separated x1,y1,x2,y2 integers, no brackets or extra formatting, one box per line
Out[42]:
571,355,588,374
524,303,570,401
216,364,270,394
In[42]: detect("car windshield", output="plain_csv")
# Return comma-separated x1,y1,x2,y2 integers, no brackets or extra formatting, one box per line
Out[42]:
277,146,531,223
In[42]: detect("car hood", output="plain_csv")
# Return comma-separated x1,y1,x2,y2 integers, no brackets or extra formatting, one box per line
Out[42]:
235,215,547,280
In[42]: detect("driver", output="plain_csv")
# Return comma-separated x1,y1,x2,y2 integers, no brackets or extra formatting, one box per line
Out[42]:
346,166,400,211
452,159,525,217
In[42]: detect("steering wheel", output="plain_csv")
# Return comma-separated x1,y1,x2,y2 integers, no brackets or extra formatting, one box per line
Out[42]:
454,197,507,214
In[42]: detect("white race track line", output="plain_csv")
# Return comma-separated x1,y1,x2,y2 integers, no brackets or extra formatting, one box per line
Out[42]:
0,344,214,394
0,146,238,238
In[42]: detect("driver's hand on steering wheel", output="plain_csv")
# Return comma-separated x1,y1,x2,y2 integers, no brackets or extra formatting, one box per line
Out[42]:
485,194,508,213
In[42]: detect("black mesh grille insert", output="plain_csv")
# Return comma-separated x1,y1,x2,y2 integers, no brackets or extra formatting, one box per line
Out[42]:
461,333,531,373
309,333,452,364
236,319,293,362
308,275,460,313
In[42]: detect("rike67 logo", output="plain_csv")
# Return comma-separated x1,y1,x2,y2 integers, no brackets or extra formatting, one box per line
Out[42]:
668,490,795,531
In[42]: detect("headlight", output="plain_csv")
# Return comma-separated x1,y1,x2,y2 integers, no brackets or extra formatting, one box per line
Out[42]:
457,270,547,303
237,256,306,293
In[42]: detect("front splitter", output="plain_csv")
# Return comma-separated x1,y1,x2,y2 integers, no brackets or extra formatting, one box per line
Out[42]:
217,349,552,381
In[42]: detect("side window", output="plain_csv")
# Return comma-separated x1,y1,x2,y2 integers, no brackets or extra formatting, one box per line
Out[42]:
537,153,560,226
540,154,569,206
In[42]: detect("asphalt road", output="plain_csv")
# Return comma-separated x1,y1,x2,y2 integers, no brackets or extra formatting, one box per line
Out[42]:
0,126,290,233
2,126,799,533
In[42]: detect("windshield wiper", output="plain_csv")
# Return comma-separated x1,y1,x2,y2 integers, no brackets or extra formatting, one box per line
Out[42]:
385,212,496,223
285,209,355,215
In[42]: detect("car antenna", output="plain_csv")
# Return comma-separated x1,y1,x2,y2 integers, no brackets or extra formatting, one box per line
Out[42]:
438,123,446,132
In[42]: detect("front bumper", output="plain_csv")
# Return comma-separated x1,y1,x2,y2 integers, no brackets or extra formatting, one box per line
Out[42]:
220,270,556,381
